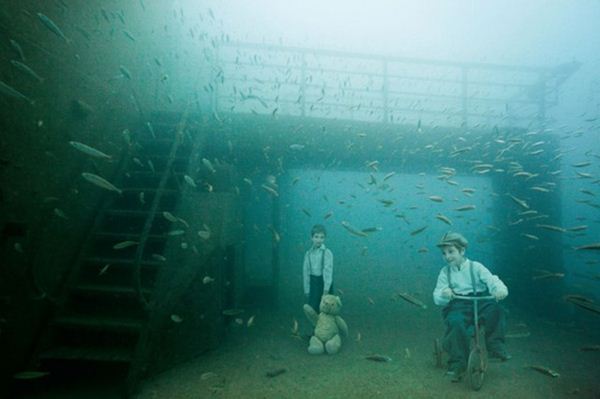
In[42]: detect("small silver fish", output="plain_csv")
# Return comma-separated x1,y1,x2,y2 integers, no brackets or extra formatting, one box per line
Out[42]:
202,158,216,173
37,13,70,43
10,39,25,61
69,141,112,160
184,175,197,188
10,60,44,83
81,173,122,194
113,240,138,249
0,80,34,104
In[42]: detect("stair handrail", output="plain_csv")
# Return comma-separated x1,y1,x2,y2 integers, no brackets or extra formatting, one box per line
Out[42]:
133,108,190,308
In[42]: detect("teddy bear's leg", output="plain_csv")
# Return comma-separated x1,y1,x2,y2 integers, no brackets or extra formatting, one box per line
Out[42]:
325,334,342,354
308,336,325,355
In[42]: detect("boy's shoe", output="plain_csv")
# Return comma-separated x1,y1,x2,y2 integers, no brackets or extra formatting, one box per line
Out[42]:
445,366,465,382
488,349,512,361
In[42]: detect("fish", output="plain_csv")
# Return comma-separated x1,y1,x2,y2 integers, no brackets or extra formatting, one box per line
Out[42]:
247,315,255,327
69,141,112,160
10,60,44,83
184,175,197,188
202,158,216,173
536,224,566,233
0,80,34,104
521,233,539,240
509,194,529,210
410,226,428,236
365,354,392,362
454,205,476,211
378,199,394,207
170,314,183,323
302,209,312,217
505,331,531,338
151,254,166,262
435,214,452,225
579,345,600,351
202,276,215,284
163,211,178,222
10,39,25,61
81,173,122,194
564,295,600,315
266,368,287,378
361,227,382,233
428,195,443,202
222,309,244,316
146,122,156,138
37,13,70,43
291,318,299,336
261,184,279,197
532,272,564,281
572,161,591,168
383,172,396,181
122,30,136,41
200,371,217,381
139,192,145,205
526,365,560,378
341,221,368,237
289,144,305,151
167,229,185,236
198,225,211,240
268,226,280,242
396,292,427,309
53,208,68,219
98,263,111,276
113,240,138,250
119,65,132,79
574,242,600,250
13,371,50,380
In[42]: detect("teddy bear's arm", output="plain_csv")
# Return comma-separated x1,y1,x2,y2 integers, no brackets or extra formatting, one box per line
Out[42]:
303,304,319,327
335,316,348,336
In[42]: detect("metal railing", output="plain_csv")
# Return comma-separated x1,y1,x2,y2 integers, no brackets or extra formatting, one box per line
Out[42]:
210,42,579,129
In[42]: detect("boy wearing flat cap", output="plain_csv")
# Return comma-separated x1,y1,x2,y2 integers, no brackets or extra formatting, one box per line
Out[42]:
432,231,510,382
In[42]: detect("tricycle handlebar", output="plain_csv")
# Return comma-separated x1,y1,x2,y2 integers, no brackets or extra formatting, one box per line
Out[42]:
452,294,496,301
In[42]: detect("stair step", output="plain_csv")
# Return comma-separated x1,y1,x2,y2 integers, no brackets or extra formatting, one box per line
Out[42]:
53,315,144,333
39,345,133,363
103,209,151,217
120,188,179,194
72,284,152,297
93,232,169,240
84,256,164,267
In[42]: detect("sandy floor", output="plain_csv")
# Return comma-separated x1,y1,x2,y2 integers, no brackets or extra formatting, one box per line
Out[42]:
135,305,600,399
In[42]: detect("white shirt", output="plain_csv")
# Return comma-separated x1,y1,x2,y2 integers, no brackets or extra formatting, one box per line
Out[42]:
432,258,508,306
302,244,333,295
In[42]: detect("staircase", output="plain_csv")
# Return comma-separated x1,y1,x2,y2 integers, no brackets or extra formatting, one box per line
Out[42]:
36,116,195,390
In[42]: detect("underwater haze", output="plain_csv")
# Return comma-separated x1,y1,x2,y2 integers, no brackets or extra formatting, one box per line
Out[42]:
1,1,600,398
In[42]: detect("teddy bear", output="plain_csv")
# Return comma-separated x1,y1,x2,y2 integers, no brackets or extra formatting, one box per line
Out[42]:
303,294,348,355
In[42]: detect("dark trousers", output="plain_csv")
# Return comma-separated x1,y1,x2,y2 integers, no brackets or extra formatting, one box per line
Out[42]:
442,299,506,369
308,275,333,312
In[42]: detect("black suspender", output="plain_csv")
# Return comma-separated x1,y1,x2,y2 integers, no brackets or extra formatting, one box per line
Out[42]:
446,260,479,296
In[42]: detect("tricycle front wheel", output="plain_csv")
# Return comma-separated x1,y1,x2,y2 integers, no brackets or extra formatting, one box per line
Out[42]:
467,347,487,391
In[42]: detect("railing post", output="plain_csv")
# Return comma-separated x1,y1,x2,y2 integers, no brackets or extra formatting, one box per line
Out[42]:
300,52,306,117
537,72,547,129
382,60,389,123
461,66,468,127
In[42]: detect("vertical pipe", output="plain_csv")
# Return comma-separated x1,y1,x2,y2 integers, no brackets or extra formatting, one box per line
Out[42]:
382,60,389,123
300,52,306,117
271,194,280,308
461,67,468,127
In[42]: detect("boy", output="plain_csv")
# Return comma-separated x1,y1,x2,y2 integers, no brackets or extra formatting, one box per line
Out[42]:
432,231,510,382
303,224,334,313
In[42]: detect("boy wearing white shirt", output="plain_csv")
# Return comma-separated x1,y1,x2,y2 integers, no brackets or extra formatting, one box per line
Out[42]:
303,224,334,313
433,232,510,382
